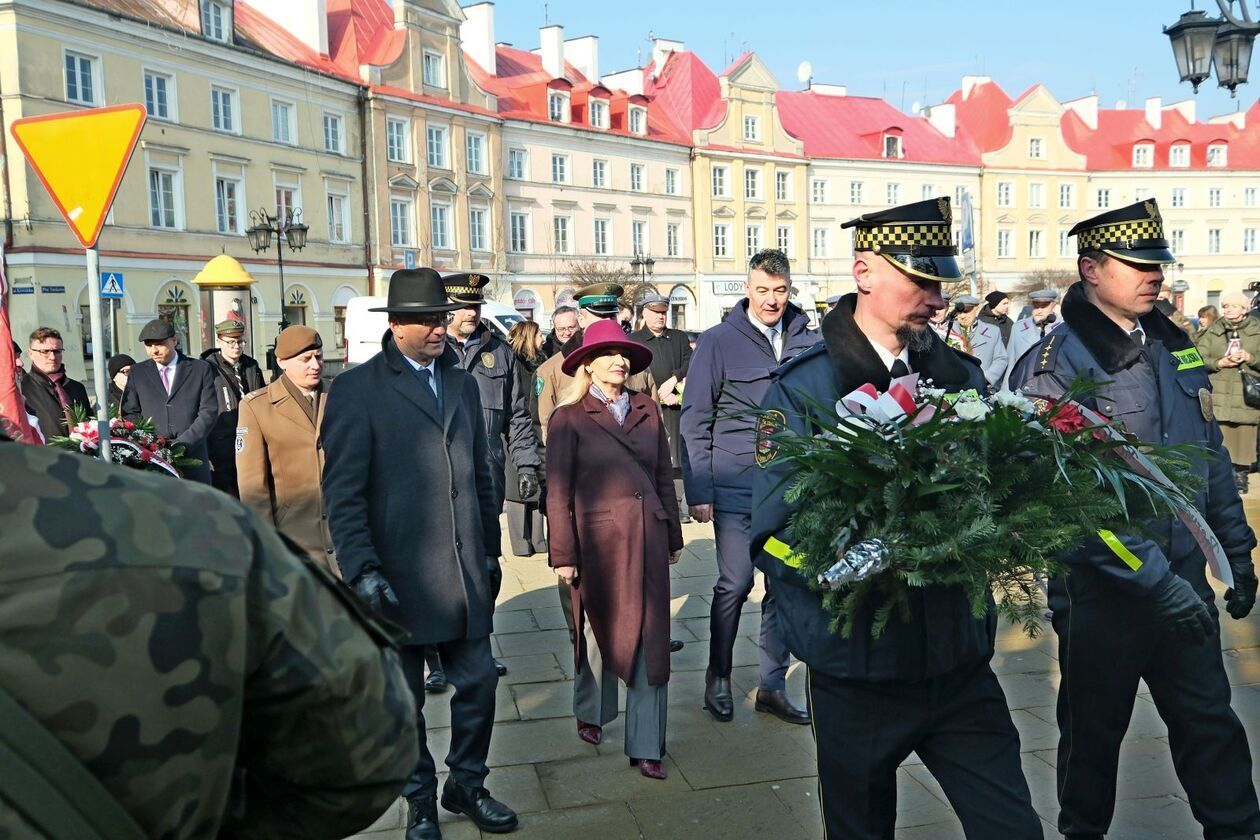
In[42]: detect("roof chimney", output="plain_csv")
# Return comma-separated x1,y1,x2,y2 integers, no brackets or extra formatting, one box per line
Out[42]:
1165,98,1196,123
808,83,848,97
564,35,598,82
1063,94,1098,130
601,67,644,96
961,75,991,99
924,103,956,138
460,2,496,75
650,36,685,74
1145,96,1162,130
250,0,328,55
539,24,564,79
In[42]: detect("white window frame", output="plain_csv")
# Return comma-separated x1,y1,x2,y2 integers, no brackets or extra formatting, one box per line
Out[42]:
629,105,647,135
745,223,762,260
1170,144,1190,167
1028,229,1044,258
426,124,449,170
1135,187,1152,201
665,168,679,195
466,131,486,175
1059,183,1075,209
775,170,791,202
390,195,414,248
63,50,100,106
1058,229,1070,257
745,168,762,200
430,200,452,251
850,180,865,204
323,112,345,155
1208,143,1228,167
548,90,570,123
777,224,792,257
1171,229,1186,254
509,211,530,253
271,98,296,145
592,159,607,189
508,148,527,180
812,178,828,204
713,223,730,258
469,205,489,252
552,215,572,254
712,165,730,198
1208,228,1222,254
997,181,1013,208
632,219,648,256
631,163,646,192
882,134,902,159
1133,143,1154,168
200,0,231,42
1028,182,1045,209
1246,187,1258,207
1028,137,1044,159
211,85,240,134
886,182,901,206
1209,187,1223,208
593,218,610,256
147,164,184,230
812,226,830,259
667,222,681,258
1096,187,1111,209
743,115,761,142
1171,187,1186,208
955,185,967,207
142,68,176,122
551,153,568,184
921,184,936,201
386,118,411,163
214,172,244,235
1245,228,1257,254
997,228,1013,258
325,179,351,244
273,170,302,222
589,98,609,129
422,49,447,89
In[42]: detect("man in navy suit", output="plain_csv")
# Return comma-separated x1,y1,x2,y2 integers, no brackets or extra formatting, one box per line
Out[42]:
121,319,218,483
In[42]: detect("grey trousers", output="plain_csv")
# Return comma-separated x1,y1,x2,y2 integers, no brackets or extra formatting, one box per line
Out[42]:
710,508,790,690
573,620,667,761
505,499,547,556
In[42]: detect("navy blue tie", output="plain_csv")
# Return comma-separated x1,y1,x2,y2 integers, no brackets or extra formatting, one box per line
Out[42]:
416,367,441,414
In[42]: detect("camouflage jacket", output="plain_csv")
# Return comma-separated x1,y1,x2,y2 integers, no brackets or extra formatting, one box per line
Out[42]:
0,439,418,839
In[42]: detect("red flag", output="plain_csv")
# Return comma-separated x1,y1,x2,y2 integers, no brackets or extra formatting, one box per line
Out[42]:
0,238,40,444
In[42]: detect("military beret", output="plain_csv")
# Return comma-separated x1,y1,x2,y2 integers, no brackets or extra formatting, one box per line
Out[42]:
138,319,176,342
215,319,245,337
1028,289,1059,302
275,325,322,361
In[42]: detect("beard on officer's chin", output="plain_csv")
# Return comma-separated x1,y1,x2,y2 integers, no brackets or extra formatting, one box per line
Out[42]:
896,324,935,353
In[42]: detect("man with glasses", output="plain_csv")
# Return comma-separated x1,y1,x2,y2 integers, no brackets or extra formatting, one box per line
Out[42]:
201,320,265,496
21,327,90,439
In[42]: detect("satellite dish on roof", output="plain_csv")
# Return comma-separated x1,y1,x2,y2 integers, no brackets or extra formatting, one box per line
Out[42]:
797,60,813,85
911,101,921,115
1115,99,1127,110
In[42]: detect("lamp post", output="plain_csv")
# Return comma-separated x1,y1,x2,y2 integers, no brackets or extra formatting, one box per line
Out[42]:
246,207,307,372
629,252,656,303
1166,1,1258,97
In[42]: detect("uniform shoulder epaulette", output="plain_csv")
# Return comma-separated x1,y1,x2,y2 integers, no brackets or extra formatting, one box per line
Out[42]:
773,342,827,379
1027,329,1067,375
241,390,264,403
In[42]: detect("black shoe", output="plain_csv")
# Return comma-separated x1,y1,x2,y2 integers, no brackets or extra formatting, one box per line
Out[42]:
704,668,734,722
670,638,685,653
495,658,508,677
754,688,811,725
424,669,448,693
406,795,442,840
440,781,518,833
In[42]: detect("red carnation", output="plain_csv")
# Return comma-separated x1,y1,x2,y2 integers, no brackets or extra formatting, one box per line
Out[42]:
1046,400,1091,434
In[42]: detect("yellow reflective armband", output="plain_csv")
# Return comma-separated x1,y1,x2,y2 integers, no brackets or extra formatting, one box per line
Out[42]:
764,536,804,569
1098,529,1143,571
1171,347,1204,371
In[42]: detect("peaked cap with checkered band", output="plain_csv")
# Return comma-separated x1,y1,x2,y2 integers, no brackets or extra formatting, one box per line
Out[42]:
841,197,963,282
442,271,491,305
1067,199,1175,265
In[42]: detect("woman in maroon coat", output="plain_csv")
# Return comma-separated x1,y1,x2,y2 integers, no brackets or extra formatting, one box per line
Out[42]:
545,320,683,780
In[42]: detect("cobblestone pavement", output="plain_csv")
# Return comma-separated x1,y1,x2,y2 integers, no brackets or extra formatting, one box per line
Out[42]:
349,499,1260,840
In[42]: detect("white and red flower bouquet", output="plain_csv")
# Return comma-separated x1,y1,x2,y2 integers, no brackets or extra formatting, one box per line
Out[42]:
49,409,201,478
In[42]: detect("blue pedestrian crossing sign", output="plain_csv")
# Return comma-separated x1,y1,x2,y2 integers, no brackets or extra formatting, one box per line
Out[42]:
100,271,125,299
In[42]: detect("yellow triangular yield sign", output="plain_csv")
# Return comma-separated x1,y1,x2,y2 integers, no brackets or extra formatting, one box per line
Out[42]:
10,104,147,248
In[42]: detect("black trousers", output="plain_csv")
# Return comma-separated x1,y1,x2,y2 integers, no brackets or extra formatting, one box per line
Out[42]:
1053,585,1260,838
398,638,498,799
807,659,1041,840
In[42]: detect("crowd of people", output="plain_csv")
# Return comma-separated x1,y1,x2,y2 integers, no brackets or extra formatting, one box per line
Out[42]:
4,196,1260,840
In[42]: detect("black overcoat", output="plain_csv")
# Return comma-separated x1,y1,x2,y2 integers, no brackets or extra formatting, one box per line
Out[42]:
321,332,501,644
629,326,692,467
121,354,219,484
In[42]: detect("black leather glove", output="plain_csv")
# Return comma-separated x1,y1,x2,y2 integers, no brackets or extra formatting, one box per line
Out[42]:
518,467,539,501
487,555,503,600
1225,560,1258,620
351,569,400,615
1151,573,1215,645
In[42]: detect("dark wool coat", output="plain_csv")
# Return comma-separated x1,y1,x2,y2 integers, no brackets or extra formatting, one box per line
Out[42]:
200,349,266,487
21,366,90,439
121,354,219,484
505,349,546,505
321,333,501,644
545,391,683,685
629,325,692,467
1195,315,1260,426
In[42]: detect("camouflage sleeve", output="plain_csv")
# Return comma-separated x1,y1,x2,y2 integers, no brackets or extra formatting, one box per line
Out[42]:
222,518,417,837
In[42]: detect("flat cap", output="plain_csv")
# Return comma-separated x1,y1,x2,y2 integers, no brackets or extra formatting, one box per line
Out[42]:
138,319,176,342
215,319,245,337
1028,289,1059,302
275,325,322,360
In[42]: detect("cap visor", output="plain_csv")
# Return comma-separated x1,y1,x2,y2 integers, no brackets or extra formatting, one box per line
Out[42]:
368,302,464,313
880,253,965,283
1100,247,1177,266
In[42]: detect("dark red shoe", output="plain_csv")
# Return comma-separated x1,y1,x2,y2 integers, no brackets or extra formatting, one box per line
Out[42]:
577,720,602,745
630,758,666,780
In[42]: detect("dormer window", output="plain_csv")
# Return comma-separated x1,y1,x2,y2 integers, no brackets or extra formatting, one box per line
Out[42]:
590,98,608,129
882,134,903,159
1028,137,1044,159
200,0,230,43
422,50,446,88
1132,142,1154,168
1170,143,1190,167
1208,142,1228,167
629,105,647,136
548,91,569,122
743,115,761,142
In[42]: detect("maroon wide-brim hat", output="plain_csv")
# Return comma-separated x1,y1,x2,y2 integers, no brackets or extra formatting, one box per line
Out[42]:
561,319,653,377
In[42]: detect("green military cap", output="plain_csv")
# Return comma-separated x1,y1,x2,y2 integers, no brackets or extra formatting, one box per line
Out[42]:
841,197,963,283
442,271,491,305
575,281,625,316
1068,199,1175,265
215,319,245,337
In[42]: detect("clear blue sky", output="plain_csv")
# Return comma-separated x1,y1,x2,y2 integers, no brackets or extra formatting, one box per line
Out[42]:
488,0,1259,120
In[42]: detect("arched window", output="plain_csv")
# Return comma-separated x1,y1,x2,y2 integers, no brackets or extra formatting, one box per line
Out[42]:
157,282,192,352
283,287,308,327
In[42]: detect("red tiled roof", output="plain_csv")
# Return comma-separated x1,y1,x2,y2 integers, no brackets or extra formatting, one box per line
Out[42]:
236,2,350,80
465,46,691,145
1061,99,1260,170
776,91,980,165
947,79,1014,154
372,83,500,118
327,0,404,76
74,0,198,31
643,51,726,133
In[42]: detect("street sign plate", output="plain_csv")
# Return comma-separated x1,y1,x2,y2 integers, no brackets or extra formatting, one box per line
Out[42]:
404,250,417,270
100,271,125,299
10,104,147,248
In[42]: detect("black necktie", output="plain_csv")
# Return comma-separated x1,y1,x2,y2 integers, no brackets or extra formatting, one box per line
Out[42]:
890,359,910,379
1128,330,1144,349
416,367,442,414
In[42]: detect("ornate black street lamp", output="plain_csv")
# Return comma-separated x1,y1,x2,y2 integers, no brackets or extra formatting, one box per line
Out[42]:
246,207,308,333
1166,1,1258,97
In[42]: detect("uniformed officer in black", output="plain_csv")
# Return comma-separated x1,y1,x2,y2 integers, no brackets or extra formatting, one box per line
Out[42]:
1011,200,1260,840
751,198,1041,840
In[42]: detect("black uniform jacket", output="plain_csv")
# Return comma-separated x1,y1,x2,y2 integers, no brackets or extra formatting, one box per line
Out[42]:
750,294,996,682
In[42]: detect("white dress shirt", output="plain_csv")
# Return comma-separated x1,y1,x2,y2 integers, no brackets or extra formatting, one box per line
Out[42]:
746,308,784,360
865,335,912,373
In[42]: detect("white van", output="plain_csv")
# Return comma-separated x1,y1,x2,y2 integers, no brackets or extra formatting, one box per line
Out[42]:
344,297,523,366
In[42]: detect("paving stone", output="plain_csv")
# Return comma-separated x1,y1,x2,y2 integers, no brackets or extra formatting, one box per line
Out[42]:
487,716,601,766
532,605,570,631
989,648,1058,677
496,653,568,685
996,670,1061,710
498,628,573,657
490,608,541,635
1009,708,1062,753
665,705,817,788
536,752,692,810
420,679,519,727
668,594,713,619
512,679,577,721
767,776,824,839
1099,795,1202,840
505,802,644,840
1223,645,1260,686
629,782,814,840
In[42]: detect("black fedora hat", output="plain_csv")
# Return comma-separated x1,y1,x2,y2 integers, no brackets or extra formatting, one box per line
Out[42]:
370,268,464,314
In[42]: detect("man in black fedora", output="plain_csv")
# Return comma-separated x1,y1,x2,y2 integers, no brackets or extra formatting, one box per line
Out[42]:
321,267,517,839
